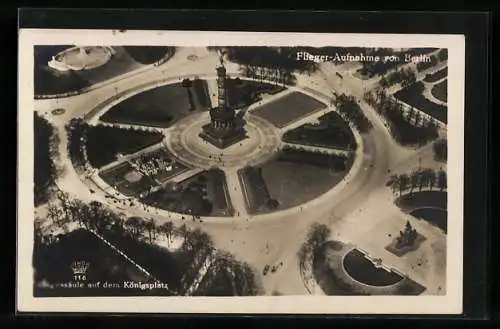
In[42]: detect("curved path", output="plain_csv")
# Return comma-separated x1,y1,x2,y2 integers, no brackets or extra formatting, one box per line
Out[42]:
35,48,446,296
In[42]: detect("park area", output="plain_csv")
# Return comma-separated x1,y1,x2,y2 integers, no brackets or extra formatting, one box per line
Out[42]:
33,229,172,297
312,240,426,295
393,82,447,123
99,229,194,293
34,46,152,95
85,125,164,168
141,169,233,217
101,80,210,128
396,191,447,233
248,151,353,213
282,111,357,150
226,78,286,109
99,162,156,197
251,91,326,128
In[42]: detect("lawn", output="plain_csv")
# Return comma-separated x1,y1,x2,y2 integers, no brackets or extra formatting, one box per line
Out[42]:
393,82,447,123
282,111,357,150
251,91,326,128
99,162,157,197
423,67,448,83
101,80,210,128
141,170,233,216
431,80,447,103
410,208,447,233
85,125,164,168
226,78,286,109
33,229,171,297
255,154,353,213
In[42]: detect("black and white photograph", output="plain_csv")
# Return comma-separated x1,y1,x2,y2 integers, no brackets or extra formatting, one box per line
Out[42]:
17,29,465,314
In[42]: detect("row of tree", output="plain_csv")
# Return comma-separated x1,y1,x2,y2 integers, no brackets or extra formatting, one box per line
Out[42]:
238,64,297,86
379,67,417,89
416,55,439,72
366,88,439,128
42,191,260,296
364,89,440,146
433,138,447,162
332,93,373,133
387,168,447,195
34,112,58,206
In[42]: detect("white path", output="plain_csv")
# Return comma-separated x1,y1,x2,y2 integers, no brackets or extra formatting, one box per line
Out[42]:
224,169,248,217
280,141,351,156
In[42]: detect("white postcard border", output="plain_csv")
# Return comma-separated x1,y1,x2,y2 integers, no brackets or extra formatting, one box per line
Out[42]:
17,29,465,314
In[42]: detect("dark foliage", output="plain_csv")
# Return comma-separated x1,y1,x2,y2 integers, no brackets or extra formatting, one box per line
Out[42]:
34,113,57,206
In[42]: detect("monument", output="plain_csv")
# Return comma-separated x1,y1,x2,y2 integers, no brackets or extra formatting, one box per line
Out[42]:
199,54,247,149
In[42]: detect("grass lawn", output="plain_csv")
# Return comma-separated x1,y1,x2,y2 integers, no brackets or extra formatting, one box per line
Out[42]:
282,111,357,150
431,80,447,103
410,208,447,233
257,155,353,213
423,67,448,83
33,229,172,296
101,80,210,128
393,82,447,123
226,78,286,109
141,170,233,216
99,162,157,197
85,125,164,168
396,191,447,232
252,91,326,128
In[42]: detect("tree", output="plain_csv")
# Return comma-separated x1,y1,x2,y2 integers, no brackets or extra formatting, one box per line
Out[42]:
387,174,399,193
184,228,214,256
410,171,420,193
125,216,146,239
433,138,447,162
144,218,157,244
306,223,331,254
437,170,447,191
46,202,66,227
396,220,418,249
158,221,174,242
429,171,437,191
397,174,410,195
